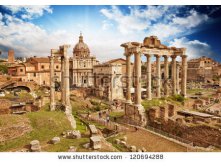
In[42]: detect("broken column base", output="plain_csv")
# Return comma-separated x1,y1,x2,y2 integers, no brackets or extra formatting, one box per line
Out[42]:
65,105,76,129
135,104,147,127
124,103,147,127
50,103,56,111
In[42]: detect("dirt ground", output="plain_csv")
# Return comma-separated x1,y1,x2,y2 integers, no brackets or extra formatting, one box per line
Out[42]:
125,129,187,152
0,114,32,142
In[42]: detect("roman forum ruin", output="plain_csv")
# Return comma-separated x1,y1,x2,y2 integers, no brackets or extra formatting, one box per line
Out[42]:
121,36,187,126
1,34,221,152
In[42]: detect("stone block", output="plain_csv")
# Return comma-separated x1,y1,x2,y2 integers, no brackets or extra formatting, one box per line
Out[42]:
30,140,39,146
141,147,147,152
115,139,120,145
68,146,77,152
90,136,101,150
30,140,41,152
51,137,60,144
89,124,98,136
83,143,90,149
130,146,136,152
120,141,127,147
66,130,81,139
122,136,127,142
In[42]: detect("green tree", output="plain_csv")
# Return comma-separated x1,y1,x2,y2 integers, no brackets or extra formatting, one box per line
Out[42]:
0,64,8,74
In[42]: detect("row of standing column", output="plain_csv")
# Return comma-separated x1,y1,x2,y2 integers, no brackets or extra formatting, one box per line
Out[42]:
125,53,187,106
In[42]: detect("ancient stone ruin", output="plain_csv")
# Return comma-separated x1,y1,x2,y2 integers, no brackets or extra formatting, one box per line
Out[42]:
121,36,187,126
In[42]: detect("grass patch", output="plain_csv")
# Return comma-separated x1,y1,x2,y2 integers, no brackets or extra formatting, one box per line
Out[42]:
142,98,166,110
107,134,129,152
44,137,90,152
74,116,87,133
109,112,124,118
0,110,73,151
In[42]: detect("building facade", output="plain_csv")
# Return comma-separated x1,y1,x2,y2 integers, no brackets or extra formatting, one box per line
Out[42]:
8,57,61,86
187,56,220,83
70,33,99,87
93,63,124,101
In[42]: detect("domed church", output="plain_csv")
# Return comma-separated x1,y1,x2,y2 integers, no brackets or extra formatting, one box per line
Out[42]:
70,33,99,87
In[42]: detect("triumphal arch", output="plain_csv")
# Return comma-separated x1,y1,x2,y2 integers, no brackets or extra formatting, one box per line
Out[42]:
121,36,187,126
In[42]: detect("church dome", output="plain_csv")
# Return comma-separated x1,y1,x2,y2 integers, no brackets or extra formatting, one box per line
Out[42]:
73,33,90,58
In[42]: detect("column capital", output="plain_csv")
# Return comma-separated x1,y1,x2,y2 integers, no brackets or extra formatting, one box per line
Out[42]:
133,47,141,54
154,54,161,58
124,51,132,57
145,54,151,58
59,44,71,51
163,55,169,59
171,55,177,59
181,55,188,59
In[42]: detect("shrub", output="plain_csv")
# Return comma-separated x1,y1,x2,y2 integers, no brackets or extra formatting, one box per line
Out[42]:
173,94,185,102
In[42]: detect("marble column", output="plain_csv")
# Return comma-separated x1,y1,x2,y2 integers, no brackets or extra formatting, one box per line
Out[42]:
176,64,180,94
134,50,142,106
49,55,55,111
163,55,169,97
155,54,161,98
125,53,132,103
181,55,187,97
146,54,152,100
61,56,65,105
171,55,177,95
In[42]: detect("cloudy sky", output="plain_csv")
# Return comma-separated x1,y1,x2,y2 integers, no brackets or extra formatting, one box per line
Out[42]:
0,5,221,62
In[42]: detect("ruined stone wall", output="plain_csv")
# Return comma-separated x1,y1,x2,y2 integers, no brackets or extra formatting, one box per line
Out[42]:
124,103,142,125
146,104,221,148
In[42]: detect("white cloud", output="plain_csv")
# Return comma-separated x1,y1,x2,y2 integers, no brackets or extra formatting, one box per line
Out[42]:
101,20,113,30
169,37,213,59
172,10,209,28
100,6,151,34
100,6,210,41
146,23,182,40
3,5,52,19
0,13,73,57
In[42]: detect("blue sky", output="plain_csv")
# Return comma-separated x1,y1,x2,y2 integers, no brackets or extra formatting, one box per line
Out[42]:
0,5,221,62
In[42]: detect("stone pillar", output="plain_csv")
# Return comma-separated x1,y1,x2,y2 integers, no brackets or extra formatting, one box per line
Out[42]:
125,53,132,103
171,55,177,95
49,55,55,111
62,45,76,129
163,55,169,97
134,50,142,106
146,54,152,100
181,55,187,97
155,54,161,98
63,46,71,109
176,64,180,94
61,56,65,105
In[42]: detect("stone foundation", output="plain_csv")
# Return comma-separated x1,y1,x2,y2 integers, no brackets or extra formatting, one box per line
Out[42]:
124,103,147,126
